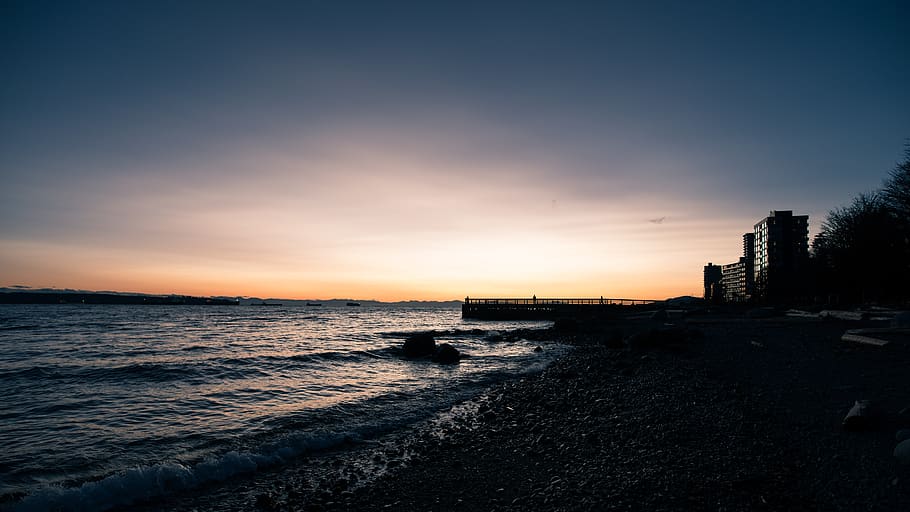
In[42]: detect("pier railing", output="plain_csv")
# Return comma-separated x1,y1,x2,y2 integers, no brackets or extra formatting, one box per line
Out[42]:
462,297,660,319
464,297,657,306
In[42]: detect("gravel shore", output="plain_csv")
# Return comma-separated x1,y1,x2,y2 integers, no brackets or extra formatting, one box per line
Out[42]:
161,314,910,511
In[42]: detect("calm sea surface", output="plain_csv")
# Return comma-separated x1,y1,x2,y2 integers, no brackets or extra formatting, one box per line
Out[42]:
0,304,556,511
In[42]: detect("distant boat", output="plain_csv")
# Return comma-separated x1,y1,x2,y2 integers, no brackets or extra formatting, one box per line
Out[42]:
306,303,322,307
346,302,361,307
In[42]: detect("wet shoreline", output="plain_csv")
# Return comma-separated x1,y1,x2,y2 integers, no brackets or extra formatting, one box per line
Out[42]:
145,314,910,511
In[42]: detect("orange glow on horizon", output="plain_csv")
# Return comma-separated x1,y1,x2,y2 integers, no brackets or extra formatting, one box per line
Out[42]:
1,237,710,302
0,131,763,303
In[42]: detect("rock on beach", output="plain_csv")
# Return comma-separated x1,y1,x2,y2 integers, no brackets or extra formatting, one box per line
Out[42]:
842,400,878,432
896,440,910,465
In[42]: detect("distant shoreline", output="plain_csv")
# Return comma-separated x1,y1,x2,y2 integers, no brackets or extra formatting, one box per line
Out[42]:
0,291,239,306
0,288,465,307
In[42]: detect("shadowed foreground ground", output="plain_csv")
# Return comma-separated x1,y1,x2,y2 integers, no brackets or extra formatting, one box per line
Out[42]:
162,316,910,511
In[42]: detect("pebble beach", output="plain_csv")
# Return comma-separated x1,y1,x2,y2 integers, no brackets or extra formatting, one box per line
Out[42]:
156,313,910,511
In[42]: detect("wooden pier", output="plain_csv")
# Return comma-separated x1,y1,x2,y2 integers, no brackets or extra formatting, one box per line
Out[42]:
462,297,659,320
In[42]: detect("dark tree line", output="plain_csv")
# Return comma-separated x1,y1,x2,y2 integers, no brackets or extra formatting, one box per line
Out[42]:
812,145,910,305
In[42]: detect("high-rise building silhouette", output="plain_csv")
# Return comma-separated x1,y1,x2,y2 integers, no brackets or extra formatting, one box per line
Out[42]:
721,233,755,302
704,211,808,303
753,210,809,301
703,263,723,302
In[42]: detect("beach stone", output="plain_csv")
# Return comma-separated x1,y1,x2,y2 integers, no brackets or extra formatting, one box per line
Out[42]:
534,346,543,353
843,400,878,431
893,311,910,328
433,343,460,364
403,333,436,358
895,440,910,465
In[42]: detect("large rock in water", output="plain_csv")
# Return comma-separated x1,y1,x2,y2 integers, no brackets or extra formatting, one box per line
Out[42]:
403,333,436,358
432,343,461,364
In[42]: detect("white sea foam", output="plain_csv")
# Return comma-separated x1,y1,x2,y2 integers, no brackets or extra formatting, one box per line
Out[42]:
13,358,565,512
14,431,351,512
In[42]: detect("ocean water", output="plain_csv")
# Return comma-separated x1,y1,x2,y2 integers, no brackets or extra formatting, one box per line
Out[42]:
0,304,556,511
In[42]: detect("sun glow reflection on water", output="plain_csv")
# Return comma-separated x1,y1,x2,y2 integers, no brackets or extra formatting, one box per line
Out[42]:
0,303,557,505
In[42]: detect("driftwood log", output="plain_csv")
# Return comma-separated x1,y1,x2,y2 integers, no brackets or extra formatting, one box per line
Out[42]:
842,327,910,346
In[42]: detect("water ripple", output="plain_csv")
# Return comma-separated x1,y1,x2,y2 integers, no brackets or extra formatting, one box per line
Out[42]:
0,303,554,509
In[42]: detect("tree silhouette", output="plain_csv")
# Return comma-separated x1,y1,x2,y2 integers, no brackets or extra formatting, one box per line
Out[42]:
813,192,904,303
882,144,910,296
882,145,910,219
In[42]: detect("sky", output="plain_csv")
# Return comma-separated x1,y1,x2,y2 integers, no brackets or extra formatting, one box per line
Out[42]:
1,0,908,301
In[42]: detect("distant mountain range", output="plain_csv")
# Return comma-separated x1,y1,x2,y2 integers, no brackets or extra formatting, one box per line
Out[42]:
0,288,238,305
0,287,463,307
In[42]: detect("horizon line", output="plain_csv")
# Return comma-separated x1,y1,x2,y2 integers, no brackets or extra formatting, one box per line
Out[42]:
1,286,677,303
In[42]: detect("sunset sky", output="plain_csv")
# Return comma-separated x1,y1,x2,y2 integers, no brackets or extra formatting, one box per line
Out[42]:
2,1,908,301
